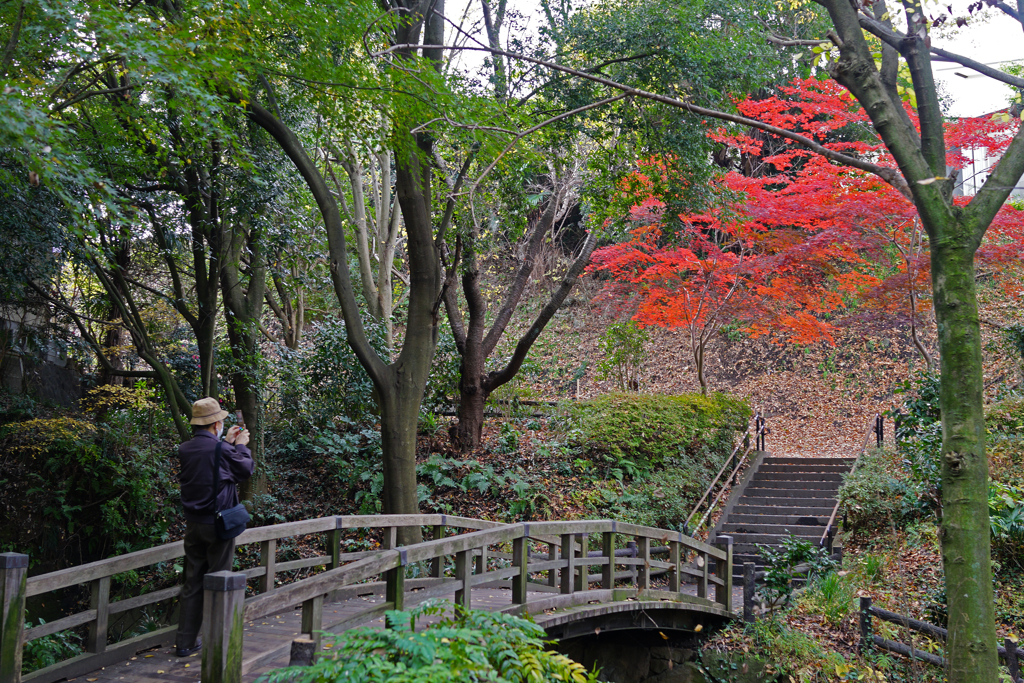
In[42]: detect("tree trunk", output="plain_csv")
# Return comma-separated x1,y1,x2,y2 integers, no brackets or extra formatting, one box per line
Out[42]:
930,238,998,681
379,375,427,545
694,338,708,396
455,367,487,452
222,216,268,502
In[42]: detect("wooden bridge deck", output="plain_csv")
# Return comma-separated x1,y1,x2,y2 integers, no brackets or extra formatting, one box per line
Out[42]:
68,581,741,683
2,515,738,683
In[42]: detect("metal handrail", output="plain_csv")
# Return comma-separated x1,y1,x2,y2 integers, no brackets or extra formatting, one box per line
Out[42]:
683,413,767,537
818,414,878,550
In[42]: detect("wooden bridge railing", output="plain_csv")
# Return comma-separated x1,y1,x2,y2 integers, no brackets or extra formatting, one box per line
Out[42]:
0,516,734,683
0,514,502,683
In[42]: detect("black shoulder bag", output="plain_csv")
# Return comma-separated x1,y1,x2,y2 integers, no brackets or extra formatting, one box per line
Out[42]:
212,440,251,540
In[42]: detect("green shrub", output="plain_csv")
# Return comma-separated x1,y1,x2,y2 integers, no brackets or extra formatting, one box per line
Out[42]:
989,483,1024,570
0,415,173,565
21,621,83,674
260,601,598,683
985,397,1024,434
596,321,649,391
570,392,750,467
758,536,838,608
839,448,922,534
801,572,855,627
587,457,723,531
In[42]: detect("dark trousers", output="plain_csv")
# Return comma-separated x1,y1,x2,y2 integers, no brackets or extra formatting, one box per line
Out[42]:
176,520,234,649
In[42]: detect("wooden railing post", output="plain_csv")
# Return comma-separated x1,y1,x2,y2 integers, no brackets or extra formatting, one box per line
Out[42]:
547,543,558,588
743,562,756,623
455,550,471,609
559,534,575,594
696,551,708,600
858,596,872,654
0,553,28,683
86,576,110,653
636,537,650,590
301,595,324,648
668,540,681,593
713,535,733,611
512,536,528,605
328,528,342,570
601,532,615,590
259,540,276,593
383,526,397,550
574,534,588,592
430,525,446,578
475,546,487,576
288,639,316,667
200,571,246,683
385,556,405,612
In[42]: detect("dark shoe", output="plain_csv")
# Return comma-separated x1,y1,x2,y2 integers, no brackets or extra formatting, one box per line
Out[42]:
175,637,203,657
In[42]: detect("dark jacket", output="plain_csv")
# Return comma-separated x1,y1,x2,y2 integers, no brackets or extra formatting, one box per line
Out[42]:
179,430,254,524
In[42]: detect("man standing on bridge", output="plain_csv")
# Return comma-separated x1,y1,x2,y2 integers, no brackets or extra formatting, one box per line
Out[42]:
175,397,253,657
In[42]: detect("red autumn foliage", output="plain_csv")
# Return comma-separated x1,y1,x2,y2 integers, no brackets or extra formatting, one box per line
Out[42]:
590,77,1024,388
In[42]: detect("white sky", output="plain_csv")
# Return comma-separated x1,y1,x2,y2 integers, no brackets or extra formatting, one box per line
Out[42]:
448,0,1022,120
930,2,1023,118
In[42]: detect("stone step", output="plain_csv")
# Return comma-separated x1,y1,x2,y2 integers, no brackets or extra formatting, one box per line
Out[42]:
736,496,837,508
732,542,829,555
721,523,826,536
729,532,829,546
727,513,830,526
763,457,856,465
752,472,846,482
758,464,852,474
731,504,838,516
742,487,839,499
747,479,842,490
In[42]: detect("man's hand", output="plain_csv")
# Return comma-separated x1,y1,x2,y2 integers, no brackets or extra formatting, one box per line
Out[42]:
234,428,250,447
225,426,242,444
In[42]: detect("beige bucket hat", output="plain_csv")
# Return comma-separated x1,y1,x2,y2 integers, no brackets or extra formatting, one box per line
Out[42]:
190,397,229,425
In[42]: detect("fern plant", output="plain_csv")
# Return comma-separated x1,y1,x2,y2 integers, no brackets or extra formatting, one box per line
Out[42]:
260,600,598,683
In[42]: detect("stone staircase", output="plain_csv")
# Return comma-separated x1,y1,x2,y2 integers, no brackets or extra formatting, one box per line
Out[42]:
709,456,856,578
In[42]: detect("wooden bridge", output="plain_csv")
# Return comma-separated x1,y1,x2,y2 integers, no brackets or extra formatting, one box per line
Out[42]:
0,515,736,683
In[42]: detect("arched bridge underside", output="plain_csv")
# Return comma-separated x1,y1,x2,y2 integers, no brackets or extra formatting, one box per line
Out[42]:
1,516,738,683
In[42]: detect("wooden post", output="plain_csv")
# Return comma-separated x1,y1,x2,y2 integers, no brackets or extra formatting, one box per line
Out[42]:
1005,637,1020,683
259,540,276,593
560,534,575,595
547,543,558,588
301,595,324,648
475,546,487,576
512,536,529,605
697,551,708,600
201,571,246,683
328,529,342,570
668,541,681,593
636,537,650,590
601,533,615,590
431,525,446,578
713,536,733,611
858,596,872,654
86,576,110,653
288,639,316,667
743,563,756,623
454,550,471,609
574,534,588,592
0,553,28,683
626,541,637,583
383,526,397,550
385,563,405,612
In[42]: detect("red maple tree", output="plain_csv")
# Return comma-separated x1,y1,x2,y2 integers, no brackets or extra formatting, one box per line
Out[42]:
590,78,1023,390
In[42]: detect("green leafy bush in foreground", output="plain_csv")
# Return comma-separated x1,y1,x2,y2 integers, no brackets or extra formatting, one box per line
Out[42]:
260,601,598,683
